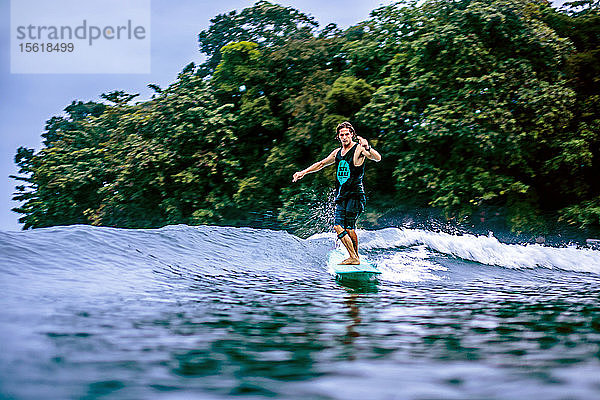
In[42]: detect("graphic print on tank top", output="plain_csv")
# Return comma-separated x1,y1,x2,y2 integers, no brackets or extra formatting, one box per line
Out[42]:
337,159,350,185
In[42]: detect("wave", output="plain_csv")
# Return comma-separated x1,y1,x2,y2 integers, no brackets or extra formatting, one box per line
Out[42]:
353,227,600,274
0,225,330,296
2,225,600,289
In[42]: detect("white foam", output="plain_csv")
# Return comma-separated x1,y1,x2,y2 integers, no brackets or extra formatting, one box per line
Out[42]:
321,235,446,283
356,228,600,274
378,245,448,282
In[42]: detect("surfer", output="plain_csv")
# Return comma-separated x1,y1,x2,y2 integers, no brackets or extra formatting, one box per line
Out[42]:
292,121,381,265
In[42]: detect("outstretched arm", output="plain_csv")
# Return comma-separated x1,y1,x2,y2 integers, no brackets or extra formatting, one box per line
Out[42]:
292,149,338,182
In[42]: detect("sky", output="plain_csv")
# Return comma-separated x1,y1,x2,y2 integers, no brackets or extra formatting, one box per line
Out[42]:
0,0,568,231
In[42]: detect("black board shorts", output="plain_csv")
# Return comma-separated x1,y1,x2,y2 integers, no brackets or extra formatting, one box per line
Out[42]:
334,196,365,230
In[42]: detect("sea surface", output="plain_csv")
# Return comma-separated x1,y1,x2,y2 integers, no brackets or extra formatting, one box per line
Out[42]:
1,224,600,399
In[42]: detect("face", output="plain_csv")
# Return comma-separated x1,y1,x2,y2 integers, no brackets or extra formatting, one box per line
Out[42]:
338,127,353,146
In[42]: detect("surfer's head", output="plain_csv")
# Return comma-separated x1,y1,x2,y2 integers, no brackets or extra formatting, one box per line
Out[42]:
335,121,356,145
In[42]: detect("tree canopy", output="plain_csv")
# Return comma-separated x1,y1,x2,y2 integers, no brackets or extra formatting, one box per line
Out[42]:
11,0,600,235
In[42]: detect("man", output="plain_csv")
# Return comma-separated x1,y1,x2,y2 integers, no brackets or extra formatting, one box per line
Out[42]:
292,121,381,265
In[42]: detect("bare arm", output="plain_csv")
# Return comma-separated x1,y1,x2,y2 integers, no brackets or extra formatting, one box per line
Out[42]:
357,136,382,162
292,149,338,182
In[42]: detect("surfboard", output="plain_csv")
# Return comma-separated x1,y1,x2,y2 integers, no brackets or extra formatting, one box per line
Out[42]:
328,250,382,281
333,262,381,281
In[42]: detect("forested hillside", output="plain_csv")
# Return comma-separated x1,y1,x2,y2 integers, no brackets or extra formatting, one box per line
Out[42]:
12,0,600,235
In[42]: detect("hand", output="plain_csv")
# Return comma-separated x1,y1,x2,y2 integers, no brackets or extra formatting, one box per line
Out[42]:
292,171,304,182
357,136,369,149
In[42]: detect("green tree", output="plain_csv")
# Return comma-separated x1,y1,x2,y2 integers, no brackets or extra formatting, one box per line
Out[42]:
358,0,577,231
11,0,600,235
197,0,318,74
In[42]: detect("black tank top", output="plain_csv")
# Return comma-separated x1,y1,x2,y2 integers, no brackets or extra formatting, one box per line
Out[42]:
335,143,365,201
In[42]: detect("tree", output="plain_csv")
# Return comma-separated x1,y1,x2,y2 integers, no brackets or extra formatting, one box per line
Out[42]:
11,0,600,234
358,0,578,231
197,1,318,75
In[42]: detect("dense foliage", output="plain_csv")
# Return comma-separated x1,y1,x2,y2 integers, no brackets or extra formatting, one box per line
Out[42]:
11,0,600,234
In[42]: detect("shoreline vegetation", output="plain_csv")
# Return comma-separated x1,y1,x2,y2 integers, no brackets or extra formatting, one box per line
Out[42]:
11,0,600,241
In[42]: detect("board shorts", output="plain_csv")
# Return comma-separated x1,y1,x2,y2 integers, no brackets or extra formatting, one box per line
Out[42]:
334,196,366,230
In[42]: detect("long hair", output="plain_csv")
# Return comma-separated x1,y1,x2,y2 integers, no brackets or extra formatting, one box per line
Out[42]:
335,121,356,142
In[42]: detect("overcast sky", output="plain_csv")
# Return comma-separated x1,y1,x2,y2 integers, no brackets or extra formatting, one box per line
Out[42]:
0,0,568,231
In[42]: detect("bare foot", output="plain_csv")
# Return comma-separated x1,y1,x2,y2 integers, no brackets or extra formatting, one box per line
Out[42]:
340,257,360,265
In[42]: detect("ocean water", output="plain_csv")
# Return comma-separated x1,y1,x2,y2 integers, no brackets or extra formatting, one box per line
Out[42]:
1,224,599,399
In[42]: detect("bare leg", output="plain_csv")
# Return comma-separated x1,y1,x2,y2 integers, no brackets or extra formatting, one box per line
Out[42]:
347,229,359,256
334,225,359,265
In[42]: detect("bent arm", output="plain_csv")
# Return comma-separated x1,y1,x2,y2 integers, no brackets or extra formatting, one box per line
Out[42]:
292,149,337,182
357,144,381,162
364,146,382,162
356,136,382,162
